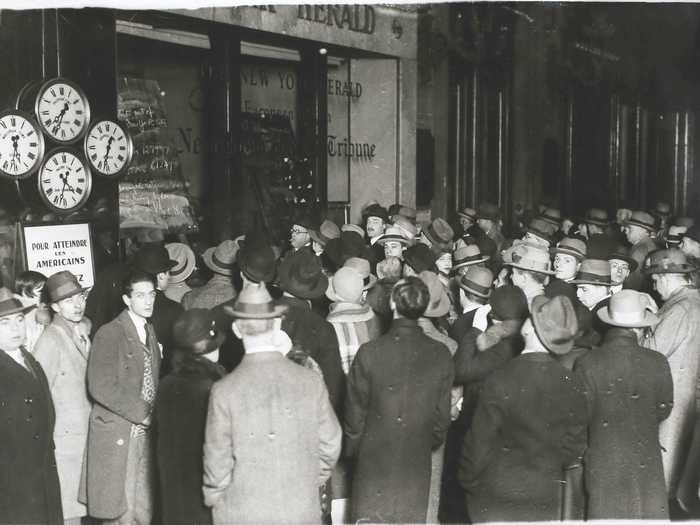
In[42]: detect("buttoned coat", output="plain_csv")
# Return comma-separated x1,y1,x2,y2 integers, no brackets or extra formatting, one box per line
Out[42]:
344,318,454,523
82,309,161,519
33,315,92,519
152,289,183,375
459,353,588,523
0,348,63,525
575,328,672,519
647,285,700,495
203,351,341,524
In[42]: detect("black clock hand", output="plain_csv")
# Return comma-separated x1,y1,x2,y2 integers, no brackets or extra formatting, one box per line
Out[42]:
51,103,69,134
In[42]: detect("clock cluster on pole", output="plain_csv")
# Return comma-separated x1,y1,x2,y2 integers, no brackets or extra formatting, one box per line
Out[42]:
1,77,133,215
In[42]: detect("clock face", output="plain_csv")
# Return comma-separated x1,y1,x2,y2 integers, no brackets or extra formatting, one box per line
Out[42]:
84,120,133,177
0,110,44,180
35,78,91,144
37,149,92,213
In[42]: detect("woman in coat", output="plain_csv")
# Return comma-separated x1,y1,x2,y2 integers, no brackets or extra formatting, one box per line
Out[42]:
156,309,226,525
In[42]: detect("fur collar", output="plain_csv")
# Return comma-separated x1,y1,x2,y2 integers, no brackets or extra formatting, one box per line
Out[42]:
171,353,226,381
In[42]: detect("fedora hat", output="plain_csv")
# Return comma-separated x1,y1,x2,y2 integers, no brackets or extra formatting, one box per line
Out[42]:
238,239,277,283
173,308,226,354
403,244,436,274
309,219,341,246
362,203,389,223
423,218,454,247
477,202,501,222
418,270,450,318
392,216,418,240
397,206,417,222
341,223,365,238
457,207,478,221
606,245,638,272
278,250,328,299
452,244,489,270
203,240,239,276
0,287,33,318
166,243,196,284
343,257,377,290
490,284,528,321
376,226,412,246
550,237,587,261
539,207,562,227
133,244,178,275
667,225,689,247
570,259,612,286
458,266,494,299
625,211,656,232
224,282,288,319
531,295,578,355
644,248,696,275
597,289,659,328
526,217,556,243
585,208,609,227
325,231,374,270
45,271,87,304
291,211,317,231
506,243,554,275
326,267,364,304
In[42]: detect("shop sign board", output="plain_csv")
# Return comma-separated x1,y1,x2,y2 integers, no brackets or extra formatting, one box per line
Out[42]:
170,5,417,59
23,223,95,288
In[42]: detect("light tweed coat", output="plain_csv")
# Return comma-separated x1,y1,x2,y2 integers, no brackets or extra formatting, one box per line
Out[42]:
647,285,700,495
33,315,92,520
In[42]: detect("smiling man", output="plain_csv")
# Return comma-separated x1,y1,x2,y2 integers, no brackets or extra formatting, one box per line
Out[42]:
0,286,63,524
84,269,161,524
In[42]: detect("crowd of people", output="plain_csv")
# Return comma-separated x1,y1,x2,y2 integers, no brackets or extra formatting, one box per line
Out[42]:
4,198,700,524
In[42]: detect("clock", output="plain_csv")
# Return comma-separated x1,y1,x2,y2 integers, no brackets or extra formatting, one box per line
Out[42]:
0,109,45,180
37,148,92,214
84,119,133,177
35,78,91,144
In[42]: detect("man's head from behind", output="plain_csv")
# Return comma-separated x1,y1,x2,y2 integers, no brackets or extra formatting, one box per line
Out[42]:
389,276,430,320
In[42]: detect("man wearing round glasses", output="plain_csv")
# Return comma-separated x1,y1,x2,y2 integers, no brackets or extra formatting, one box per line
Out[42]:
34,271,92,524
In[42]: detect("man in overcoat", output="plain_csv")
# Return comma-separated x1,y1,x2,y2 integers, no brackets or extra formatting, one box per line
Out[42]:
576,290,673,519
83,270,161,524
203,283,341,524
459,295,588,522
0,287,63,524
643,248,700,507
34,271,92,524
344,276,454,523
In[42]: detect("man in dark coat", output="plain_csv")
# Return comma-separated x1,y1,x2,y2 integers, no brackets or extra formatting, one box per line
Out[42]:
459,295,588,522
576,290,672,519
156,309,227,525
277,250,345,415
0,287,63,525
345,277,454,523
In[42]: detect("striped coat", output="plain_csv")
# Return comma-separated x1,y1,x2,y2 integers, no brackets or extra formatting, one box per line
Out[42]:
327,302,382,374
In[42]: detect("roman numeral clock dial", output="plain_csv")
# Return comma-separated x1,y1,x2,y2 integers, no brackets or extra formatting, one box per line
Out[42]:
34,78,90,144
84,119,133,178
0,110,45,180
37,148,92,214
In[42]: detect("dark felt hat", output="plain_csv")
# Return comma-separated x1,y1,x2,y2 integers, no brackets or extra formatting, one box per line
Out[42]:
584,208,609,227
539,207,562,227
362,203,389,223
607,245,638,272
550,237,587,261
477,202,501,222
325,231,374,270
45,271,87,304
644,248,696,275
625,211,656,232
0,287,34,318
490,285,528,321
173,308,226,354
133,244,178,275
278,250,329,299
526,217,556,243
457,266,494,299
403,244,436,273
531,295,578,355
570,259,612,286
238,239,277,283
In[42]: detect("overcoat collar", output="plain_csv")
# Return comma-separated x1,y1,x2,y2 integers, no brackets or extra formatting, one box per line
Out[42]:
602,327,637,346
390,317,421,333
660,285,698,312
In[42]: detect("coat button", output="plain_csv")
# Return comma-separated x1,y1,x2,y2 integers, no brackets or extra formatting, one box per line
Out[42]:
33,433,39,440
24,397,32,404
117,438,124,446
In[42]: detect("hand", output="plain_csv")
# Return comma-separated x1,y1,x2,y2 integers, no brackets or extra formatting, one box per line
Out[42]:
50,103,69,134
640,292,659,314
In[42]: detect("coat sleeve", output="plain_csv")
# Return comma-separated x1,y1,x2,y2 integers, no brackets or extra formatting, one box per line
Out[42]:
432,352,455,449
316,377,342,485
344,344,371,458
87,325,151,424
458,376,505,489
654,354,674,422
647,304,691,359
202,381,235,507
453,328,481,384
317,321,346,416
32,330,60,388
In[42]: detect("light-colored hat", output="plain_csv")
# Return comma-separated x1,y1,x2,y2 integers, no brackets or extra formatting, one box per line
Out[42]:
550,237,587,261
343,257,377,290
418,270,450,318
452,244,489,270
341,223,365,238
423,218,454,247
625,211,656,232
457,266,494,299
326,267,364,304
531,295,578,355
203,240,239,276
224,282,288,319
376,226,412,246
597,290,659,328
585,208,609,227
506,243,554,275
539,207,562,227
309,219,341,246
644,248,697,275
392,216,418,240
166,243,196,284
570,259,612,286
